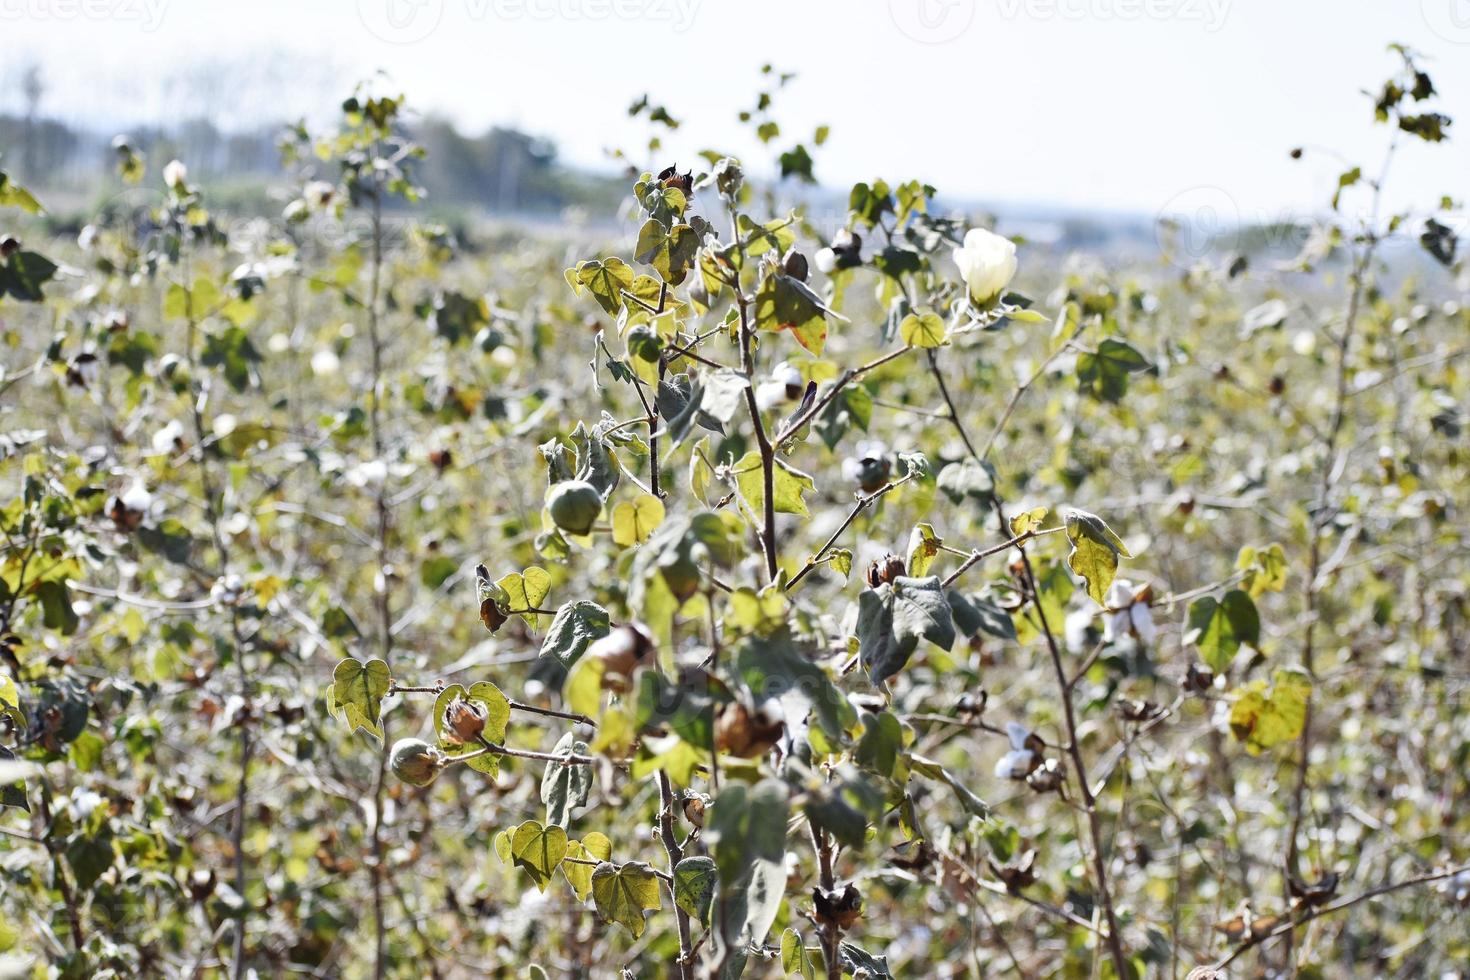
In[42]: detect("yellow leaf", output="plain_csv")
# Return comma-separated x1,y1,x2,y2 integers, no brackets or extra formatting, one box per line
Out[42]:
612,493,665,547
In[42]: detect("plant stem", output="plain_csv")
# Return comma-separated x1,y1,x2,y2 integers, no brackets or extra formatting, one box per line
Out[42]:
785,472,918,591
928,350,1130,979
811,823,842,980
735,292,778,582
656,771,694,980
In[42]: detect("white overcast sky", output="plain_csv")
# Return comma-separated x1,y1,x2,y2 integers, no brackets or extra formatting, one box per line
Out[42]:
4,0,1469,220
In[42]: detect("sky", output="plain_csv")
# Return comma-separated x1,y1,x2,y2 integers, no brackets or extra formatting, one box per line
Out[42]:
3,0,1469,222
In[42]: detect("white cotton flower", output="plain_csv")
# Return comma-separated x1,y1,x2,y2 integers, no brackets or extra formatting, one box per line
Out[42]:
952,228,1018,306
152,420,184,455
994,749,1035,780
163,159,188,189
311,348,341,376
814,247,837,274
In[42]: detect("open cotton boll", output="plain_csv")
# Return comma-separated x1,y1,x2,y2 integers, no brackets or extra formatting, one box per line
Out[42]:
1065,608,1095,652
152,420,184,455
1005,721,1032,750
1130,603,1157,644
311,348,340,376
814,247,837,274
120,482,153,514
994,748,1035,780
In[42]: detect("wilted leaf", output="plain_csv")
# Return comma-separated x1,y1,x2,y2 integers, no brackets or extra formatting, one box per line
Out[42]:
1229,668,1310,755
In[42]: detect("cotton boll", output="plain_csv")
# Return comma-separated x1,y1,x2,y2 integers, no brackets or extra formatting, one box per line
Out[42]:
120,482,152,514
814,247,837,274
1005,722,1032,751
163,159,188,189
311,348,341,376
994,749,1035,780
152,420,185,455
756,380,790,411
1065,608,1095,652
1130,603,1157,645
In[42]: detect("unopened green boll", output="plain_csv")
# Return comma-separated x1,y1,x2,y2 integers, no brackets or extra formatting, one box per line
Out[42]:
390,738,446,787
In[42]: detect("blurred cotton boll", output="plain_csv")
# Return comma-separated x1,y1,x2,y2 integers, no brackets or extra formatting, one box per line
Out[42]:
814,247,837,274
1064,608,1095,652
347,459,389,487
1102,579,1155,645
163,159,188,189
994,749,1035,780
151,420,185,455
120,482,153,514
755,361,804,409
952,228,1018,306
311,348,341,376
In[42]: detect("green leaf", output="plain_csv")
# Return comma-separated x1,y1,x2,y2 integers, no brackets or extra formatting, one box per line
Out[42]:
1184,590,1260,672
329,658,390,741
898,310,946,348
673,855,718,925
1229,668,1310,755
541,732,592,827
946,589,1016,641
1009,506,1049,536
1065,509,1131,607
611,493,665,547
562,832,612,901
431,681,511,773
0,746,31,811
854,711,905,780
782,928,817,979
634,219,699,285
858,576,955,684
591,861,662,938
936,458,995,506
1076,338,1150,403
511,820,569,892
496,566,552,626
731,451,816,518
754,271,833,355
567,257,635,316
708,779,789,888
0,173,44,213
538,600,612,668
